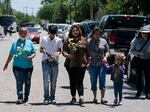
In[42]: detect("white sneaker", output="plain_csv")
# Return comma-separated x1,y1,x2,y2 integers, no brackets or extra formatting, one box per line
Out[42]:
43,99,49,105
51,99,56,104
118,100,122,105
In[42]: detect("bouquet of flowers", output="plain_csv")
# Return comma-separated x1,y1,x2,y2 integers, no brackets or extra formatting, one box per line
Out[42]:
45,52,59,64
115,53,126,65
68,38,77,54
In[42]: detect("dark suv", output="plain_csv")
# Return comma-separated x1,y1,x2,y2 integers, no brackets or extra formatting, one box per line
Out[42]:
99,14,148,79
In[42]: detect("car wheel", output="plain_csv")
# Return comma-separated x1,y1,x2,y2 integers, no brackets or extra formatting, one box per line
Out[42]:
127,59,136,82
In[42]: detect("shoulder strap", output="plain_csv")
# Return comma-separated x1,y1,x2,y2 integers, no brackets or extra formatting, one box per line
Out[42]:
138,38,149,51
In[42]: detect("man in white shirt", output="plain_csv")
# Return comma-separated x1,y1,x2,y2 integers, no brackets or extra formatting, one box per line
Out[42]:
40,25,63,105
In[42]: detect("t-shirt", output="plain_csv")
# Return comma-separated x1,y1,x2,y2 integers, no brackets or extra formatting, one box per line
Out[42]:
9,39,36,69
88,38,109,66
40,36,63,61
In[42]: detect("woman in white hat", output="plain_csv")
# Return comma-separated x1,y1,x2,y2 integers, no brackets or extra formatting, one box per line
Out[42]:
129,25,150,99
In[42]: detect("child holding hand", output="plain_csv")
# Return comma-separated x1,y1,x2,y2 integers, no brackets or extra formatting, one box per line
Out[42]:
105,53,126,106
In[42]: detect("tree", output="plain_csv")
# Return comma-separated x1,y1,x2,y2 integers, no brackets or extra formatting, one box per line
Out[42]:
4,0,12,15
0,2,5,15
37,4,54,22
52,1,68,23
41,0,54,4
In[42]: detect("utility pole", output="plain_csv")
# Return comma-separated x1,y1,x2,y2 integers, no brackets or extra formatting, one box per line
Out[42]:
6,0,9,15
69,5,72,24
89,0,93,20
31,8,34,17
24,7,28,21
5,0,12,15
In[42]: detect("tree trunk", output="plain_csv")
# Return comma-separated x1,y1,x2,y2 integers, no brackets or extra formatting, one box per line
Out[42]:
89,0,93,20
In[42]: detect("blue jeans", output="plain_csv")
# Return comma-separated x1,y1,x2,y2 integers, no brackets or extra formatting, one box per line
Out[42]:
42,59,58,101
13,66,33,100
88,65,106,91
113,82,123,101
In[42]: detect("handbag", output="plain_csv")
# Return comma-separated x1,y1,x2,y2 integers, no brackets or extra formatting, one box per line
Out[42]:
131,38,149,67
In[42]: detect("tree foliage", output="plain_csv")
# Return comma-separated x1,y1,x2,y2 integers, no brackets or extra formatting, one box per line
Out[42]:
37,0,150,23
0,2,5,15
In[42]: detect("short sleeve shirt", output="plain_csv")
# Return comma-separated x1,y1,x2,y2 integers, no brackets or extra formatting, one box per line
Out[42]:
40,36,63,61
88,38,109,66
10,39,36,69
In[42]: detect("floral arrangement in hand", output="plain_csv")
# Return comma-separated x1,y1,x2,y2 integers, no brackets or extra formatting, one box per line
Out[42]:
68,38,78,54
115,53,126,65
45,52,59,64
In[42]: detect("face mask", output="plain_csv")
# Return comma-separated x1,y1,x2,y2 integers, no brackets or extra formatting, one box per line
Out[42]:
19,37,26,41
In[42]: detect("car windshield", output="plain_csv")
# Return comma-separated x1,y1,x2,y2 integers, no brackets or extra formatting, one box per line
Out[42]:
105,16,148,29
27,28,38,33
58,24,68,31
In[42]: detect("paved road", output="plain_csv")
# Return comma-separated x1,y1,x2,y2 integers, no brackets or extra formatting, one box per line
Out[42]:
0,31,149,112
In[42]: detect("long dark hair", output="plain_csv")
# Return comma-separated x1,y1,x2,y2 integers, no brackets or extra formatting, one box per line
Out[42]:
68,24,82,38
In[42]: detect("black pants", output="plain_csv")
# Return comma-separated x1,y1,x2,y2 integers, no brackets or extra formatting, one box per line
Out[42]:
135,58,150,95
68,67,86,97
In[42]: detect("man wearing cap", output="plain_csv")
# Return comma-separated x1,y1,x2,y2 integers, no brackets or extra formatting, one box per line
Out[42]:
129,25,150,99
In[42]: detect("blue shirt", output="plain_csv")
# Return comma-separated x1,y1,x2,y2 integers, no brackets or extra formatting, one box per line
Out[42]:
9,39,36,69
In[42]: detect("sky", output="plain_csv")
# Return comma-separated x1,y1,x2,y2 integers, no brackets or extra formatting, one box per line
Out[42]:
11,0,42,16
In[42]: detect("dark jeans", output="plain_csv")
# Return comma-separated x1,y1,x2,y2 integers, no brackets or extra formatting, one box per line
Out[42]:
113,82,123,101
13,66,33,100
135,58,150,95
69,67,86,97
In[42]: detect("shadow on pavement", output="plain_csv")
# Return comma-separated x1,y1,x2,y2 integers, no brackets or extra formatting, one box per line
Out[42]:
30,102,45,106
54,102,79,107
60,86,70,89
124,96,145,100
60,86,88,90
0,100,16,104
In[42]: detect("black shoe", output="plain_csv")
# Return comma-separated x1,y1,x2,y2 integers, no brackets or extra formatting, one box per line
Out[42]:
135,92,141,98
101,99,108,104
16,99,23,104
145,94,150,99
70,98,76,104
23,97,28,103
79,99,84,107
93,98,98,104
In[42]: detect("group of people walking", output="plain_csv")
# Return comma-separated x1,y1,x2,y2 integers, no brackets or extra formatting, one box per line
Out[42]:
3,23,150,107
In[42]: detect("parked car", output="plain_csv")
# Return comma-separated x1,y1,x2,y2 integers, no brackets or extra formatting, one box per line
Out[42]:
61,24,71,41
99,14,149,78
27,27,40,44
0,25,4,38
127,24,150,82
80,20,99,35
17,22,34,31
57,23,69,39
